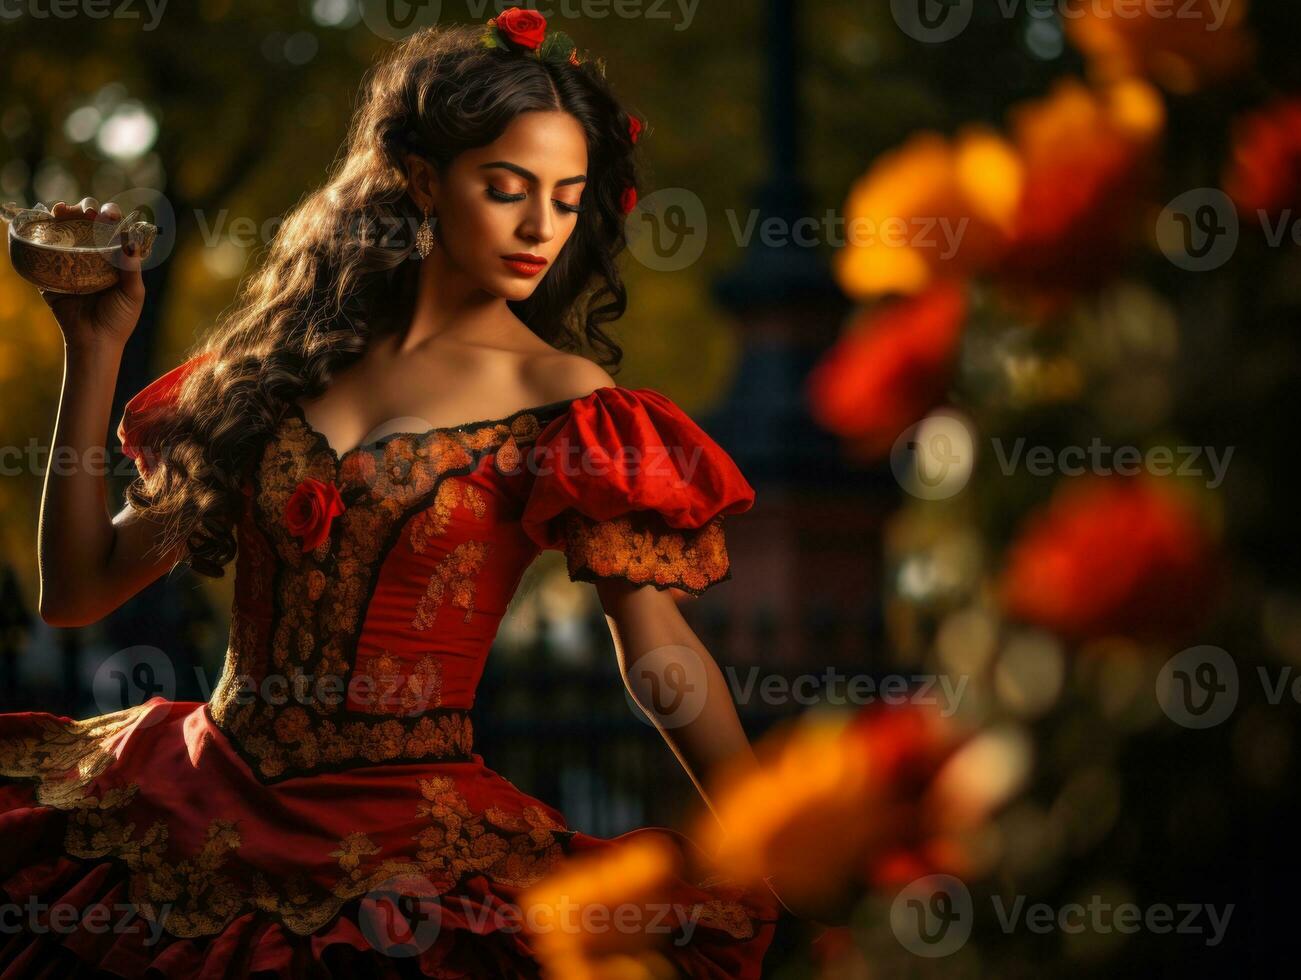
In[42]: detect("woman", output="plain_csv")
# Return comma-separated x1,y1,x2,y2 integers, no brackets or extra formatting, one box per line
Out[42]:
2,9,796,978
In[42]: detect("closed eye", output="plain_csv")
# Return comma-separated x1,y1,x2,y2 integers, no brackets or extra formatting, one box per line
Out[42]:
486,186,583,215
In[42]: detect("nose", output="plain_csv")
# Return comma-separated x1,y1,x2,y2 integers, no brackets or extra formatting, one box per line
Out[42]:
518,194,556,245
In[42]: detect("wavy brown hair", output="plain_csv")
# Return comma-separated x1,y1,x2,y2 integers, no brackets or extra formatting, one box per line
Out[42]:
125,23,644,578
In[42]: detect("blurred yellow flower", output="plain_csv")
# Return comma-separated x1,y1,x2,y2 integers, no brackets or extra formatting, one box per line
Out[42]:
834,126,1021,299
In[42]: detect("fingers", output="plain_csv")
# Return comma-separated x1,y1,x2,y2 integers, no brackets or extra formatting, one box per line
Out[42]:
117,235,146,302
50,198,118,222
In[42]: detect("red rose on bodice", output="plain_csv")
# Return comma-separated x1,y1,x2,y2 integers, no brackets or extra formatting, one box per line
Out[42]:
493,7,547,51
284,478,345,553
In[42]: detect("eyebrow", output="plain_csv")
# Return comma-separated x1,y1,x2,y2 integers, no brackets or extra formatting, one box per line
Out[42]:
479,161,586,186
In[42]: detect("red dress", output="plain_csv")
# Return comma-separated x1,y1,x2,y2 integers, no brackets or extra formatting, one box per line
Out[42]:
0,356,779,979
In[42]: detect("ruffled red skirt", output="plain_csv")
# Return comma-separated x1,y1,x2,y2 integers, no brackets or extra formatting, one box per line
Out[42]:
0,699,779,979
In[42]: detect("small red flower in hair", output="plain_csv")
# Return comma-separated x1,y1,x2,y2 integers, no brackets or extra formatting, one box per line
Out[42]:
620,186,638,215
284,477,346,553
491,7,548,51
627,115,643,144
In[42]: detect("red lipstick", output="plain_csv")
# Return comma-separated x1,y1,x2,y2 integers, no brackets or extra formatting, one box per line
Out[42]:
502,252,548,276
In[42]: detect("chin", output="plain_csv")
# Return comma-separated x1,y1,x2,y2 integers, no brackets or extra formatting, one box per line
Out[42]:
494,278,541,301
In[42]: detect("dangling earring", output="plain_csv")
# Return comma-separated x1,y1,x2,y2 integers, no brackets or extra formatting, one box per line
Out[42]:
414,207,435,260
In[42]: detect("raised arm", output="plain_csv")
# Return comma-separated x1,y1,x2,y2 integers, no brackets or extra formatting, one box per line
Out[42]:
35,199,188,627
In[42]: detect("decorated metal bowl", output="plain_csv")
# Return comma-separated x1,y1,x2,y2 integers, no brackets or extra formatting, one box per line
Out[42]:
2,201,159,294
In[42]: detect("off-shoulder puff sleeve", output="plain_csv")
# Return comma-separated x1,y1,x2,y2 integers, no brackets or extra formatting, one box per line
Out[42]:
521,387,756,597
116,351,212,479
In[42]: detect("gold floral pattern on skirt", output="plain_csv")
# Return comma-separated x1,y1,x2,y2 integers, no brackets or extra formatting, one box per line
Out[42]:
1,708,574,938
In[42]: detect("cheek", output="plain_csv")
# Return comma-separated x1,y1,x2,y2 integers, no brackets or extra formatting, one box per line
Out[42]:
440,196,511,265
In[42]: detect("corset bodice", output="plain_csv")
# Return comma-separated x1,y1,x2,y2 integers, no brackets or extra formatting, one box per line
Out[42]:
117,353,757,784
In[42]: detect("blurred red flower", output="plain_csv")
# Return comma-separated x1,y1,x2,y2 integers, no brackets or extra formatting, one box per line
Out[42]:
806,281,968,460
1000,478,1218,640
1223,96,1301,217
994,77,1164,309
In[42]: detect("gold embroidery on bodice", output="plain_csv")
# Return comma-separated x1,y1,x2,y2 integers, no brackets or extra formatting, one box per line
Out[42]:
208,405,567,782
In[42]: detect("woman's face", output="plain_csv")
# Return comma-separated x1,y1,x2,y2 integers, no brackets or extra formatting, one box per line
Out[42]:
420,109,588,301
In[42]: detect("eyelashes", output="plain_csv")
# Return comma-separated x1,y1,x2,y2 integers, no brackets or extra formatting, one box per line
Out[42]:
486,185,583,215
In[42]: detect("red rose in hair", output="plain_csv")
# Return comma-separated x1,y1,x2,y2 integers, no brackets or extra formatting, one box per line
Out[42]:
492,7,547,51
619,186,638,215
284,477,346,553
627,115,643,144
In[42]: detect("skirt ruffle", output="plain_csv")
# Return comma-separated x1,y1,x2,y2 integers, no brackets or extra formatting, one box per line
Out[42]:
0,700,778,979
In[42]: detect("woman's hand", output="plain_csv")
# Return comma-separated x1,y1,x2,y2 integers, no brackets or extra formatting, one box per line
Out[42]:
39,198,145,351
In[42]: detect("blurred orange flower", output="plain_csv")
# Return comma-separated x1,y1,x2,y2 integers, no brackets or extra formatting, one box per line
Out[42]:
1223,96,1301,216
806,281,968,460
1064,0,1254,93
698,704,1028,920
832,78,1162,313
1000,478,1218,640
834,127,1021,299
995,77,1164,307
518,833,682,979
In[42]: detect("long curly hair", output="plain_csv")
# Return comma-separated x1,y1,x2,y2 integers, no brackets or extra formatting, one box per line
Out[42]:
126,23,643,578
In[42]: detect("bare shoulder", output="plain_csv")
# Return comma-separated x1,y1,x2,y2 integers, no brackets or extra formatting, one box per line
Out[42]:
522,350,618,404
